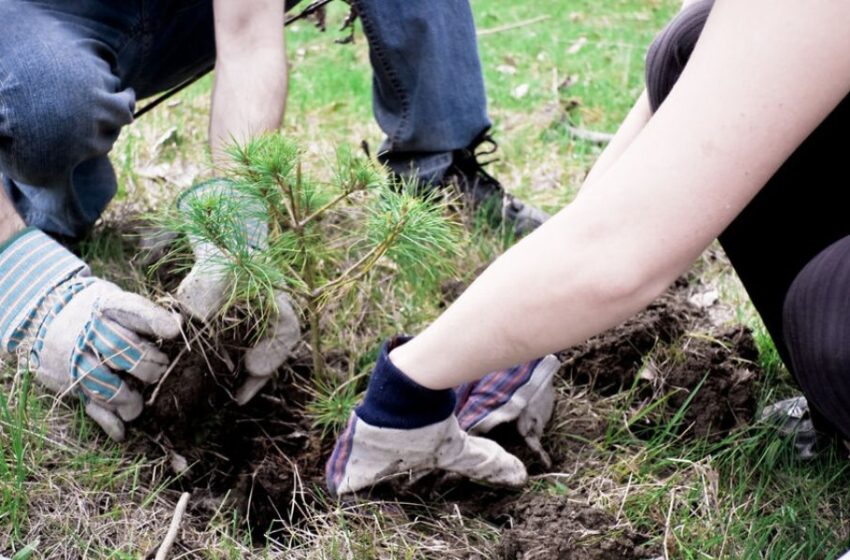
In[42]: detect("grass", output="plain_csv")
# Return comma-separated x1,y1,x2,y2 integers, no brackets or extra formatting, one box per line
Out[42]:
4,0,850,558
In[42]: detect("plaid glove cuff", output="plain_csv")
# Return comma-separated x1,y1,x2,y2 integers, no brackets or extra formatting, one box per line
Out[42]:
0,228,86,353
355,337,456,429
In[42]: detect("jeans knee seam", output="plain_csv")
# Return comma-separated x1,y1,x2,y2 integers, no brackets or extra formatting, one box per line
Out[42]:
354,2,410,147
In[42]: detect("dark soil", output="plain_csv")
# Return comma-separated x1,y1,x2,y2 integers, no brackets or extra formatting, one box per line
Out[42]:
647,325,759,438
492,494,656,560
560,280,760,439
131,329,329,540
559,280,697,394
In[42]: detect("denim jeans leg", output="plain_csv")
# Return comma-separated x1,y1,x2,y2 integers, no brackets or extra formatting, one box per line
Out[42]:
0,0,139,240
120,1,216,101
352,0,492,183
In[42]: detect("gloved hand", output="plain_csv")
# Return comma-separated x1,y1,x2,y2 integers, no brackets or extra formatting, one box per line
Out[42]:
326,337,528,496
455,354,560,467
175,180,300,404
0,228,181,441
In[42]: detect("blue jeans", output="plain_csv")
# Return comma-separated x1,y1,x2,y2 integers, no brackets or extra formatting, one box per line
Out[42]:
0,0,490,239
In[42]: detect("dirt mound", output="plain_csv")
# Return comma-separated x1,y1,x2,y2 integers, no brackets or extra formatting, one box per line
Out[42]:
492,494,656,560
644,325,759,438
560,282,760,439
560,283,698,394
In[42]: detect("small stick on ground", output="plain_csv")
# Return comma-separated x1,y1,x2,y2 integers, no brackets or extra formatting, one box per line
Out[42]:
155,492,190,560
566,125,614,144
477,15,550,37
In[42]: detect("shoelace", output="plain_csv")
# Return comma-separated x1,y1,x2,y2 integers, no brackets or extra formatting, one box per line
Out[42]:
457,134,501,176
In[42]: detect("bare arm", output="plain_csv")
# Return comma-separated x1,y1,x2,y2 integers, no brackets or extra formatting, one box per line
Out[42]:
210,0,286,165
580,90,652,191
392,0,850,389
578,0,703,191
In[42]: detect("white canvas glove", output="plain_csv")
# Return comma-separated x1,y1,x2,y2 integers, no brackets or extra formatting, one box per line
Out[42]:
0,228,181,441
175,180,300,404
326,337,527,496
455,354,560,467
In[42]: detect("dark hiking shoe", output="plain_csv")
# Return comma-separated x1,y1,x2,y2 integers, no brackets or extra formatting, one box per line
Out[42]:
443,135,549,236
379,135,550,237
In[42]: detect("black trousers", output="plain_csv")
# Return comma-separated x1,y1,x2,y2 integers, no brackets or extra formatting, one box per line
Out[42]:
645,0,850,439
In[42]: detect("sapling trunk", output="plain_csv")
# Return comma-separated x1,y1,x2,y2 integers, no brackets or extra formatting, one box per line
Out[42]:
290,163,325,378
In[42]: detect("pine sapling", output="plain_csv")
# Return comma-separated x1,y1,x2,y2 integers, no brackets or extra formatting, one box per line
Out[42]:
156,133,461,379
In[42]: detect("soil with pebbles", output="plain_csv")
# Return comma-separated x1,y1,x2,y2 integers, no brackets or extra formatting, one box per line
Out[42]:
494,494,655,560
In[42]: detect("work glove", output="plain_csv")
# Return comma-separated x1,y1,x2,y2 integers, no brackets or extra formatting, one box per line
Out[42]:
175,180,300,404
326,337,529,496
0,228,181,441
455,354,560,467
760,395,824,460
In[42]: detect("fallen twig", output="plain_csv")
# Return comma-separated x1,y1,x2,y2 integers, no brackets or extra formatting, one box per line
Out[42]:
477,15,550,37
155,492,191,560
566,125,614,144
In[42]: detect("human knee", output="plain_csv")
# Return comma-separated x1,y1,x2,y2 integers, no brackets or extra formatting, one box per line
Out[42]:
1,56,133,187
783,236,850,435
644,0,714,111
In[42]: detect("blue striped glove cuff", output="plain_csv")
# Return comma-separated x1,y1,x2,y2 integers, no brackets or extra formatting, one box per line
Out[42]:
0,228,86,353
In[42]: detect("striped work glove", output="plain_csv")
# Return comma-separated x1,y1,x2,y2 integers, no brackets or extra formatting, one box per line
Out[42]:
455,354,560,467
0,228,181,441
175,180,300,404
326,337,528,496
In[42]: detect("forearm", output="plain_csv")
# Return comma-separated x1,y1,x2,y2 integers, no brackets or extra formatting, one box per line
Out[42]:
392,0,850,389
209,0,287,165
0,189,26,243
580,90,651,192
392,186,682,389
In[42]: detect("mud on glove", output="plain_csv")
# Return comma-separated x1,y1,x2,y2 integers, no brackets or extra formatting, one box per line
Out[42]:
326,337,528,496
175,179,300,404
0,228,181,441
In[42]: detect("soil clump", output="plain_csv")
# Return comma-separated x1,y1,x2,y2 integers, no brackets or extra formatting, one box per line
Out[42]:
493,493,657,560
559,282,697,394
646,325,759,438
560,281,760,439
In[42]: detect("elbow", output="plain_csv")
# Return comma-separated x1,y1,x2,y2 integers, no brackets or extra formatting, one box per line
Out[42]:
565,225,685,323
589,263,673,314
